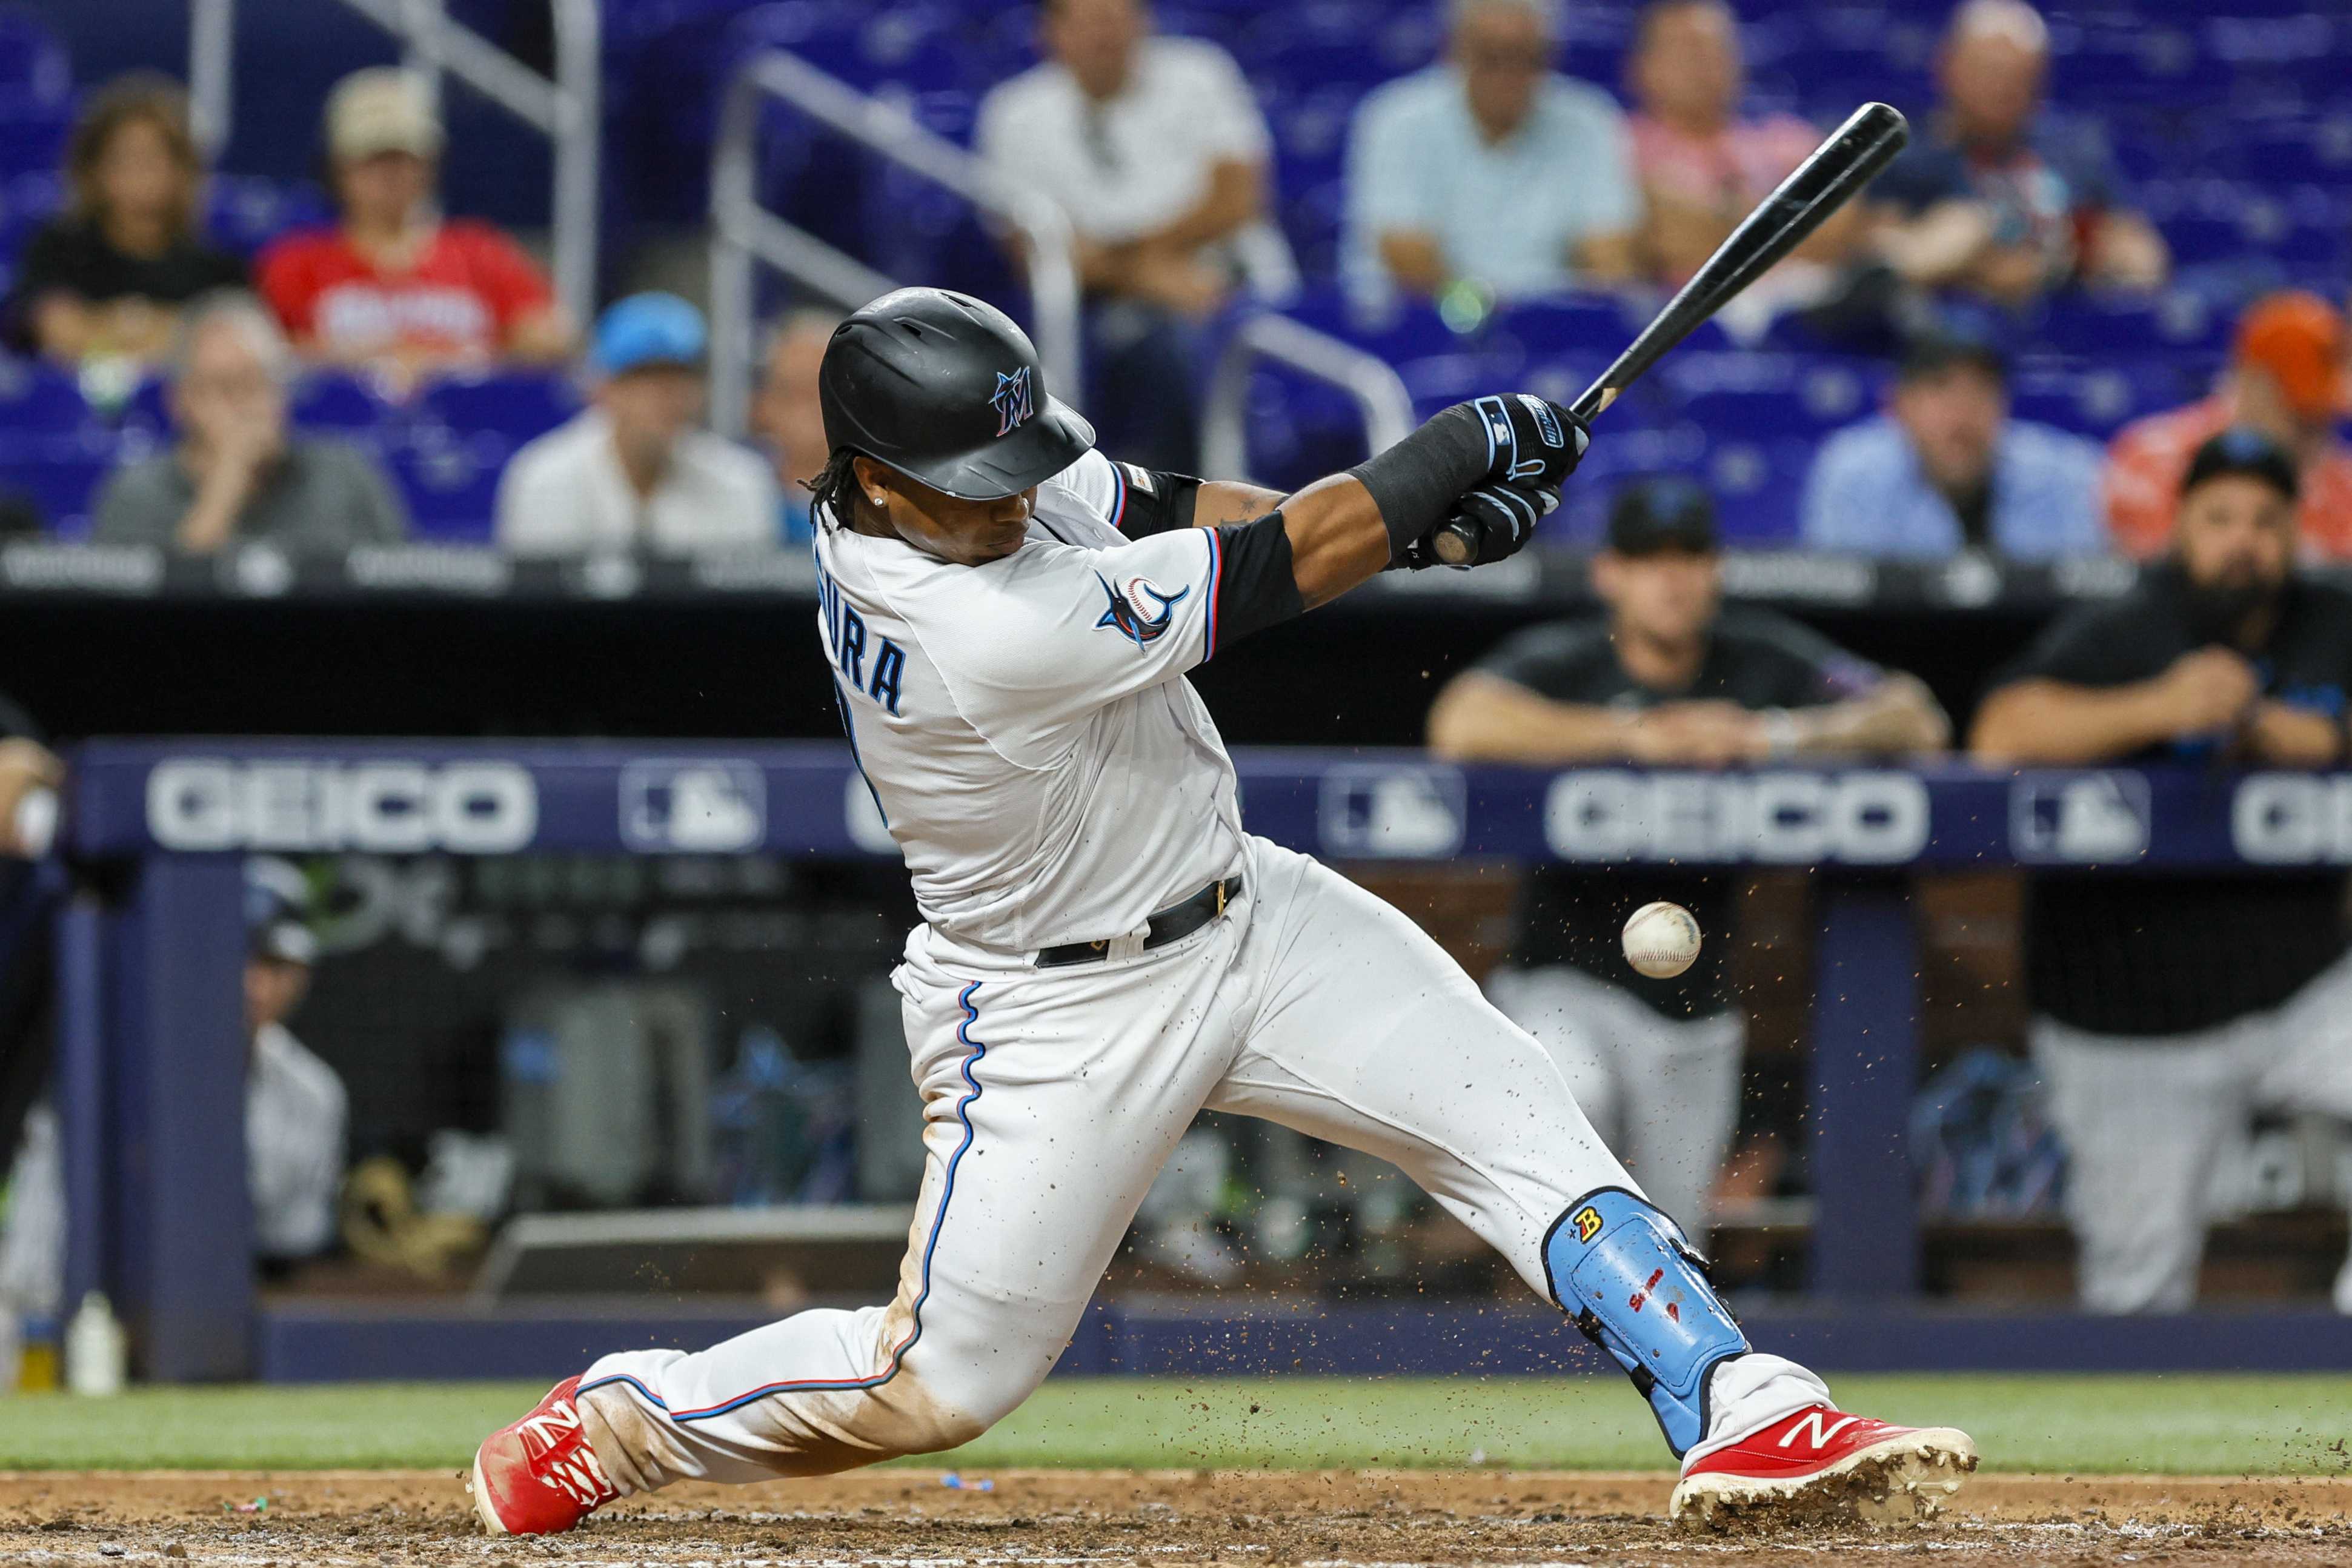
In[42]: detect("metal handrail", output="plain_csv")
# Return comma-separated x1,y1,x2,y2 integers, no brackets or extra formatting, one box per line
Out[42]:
1200,311,1418,482
185,0,600,328
708,48,1082,438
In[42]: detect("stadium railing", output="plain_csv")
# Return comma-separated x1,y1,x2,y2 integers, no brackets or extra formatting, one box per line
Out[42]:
55,739,2352,1380
181,0,601,327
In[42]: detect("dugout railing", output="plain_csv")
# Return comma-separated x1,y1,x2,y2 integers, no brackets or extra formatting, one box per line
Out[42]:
52,741,2352,1380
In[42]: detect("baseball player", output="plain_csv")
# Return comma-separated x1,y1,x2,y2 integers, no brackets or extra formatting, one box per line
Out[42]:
470,288,1975,1534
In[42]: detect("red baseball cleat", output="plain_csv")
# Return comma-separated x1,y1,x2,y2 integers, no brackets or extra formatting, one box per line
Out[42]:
468,1376,622,1536
1669,1404,1977,1529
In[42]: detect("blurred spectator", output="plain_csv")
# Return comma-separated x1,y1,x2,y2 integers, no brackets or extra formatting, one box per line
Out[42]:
2107,292,2352,561
256,69,573,396
1972,430,2352,1314
752,309,843,547
1344,0,1640,311
1801,335,2105,560
977,0,1289,473
497,293,775,556
1624,0,1858,336
242,858,346,1265
93,291,409,555
1427,478,1947,1234
7,73,245,373
1871,0,2166,306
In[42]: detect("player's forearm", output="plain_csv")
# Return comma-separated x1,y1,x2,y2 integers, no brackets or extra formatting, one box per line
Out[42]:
1427,673,1636,763
1969,679,2177,765
1789,676,1950,759
1277,473,1390,608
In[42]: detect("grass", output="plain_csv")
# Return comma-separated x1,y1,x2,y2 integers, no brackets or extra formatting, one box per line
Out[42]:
1,1374,2348,1475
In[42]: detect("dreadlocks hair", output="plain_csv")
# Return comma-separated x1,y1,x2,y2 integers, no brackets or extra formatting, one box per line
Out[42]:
806,450,862,532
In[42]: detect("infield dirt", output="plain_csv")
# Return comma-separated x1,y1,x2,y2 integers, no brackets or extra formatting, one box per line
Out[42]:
4,1469,2351,1566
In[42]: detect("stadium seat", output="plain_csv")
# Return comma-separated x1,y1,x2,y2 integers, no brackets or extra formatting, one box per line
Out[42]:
289,372,391,433
421,374,582,446
0,427,117,536
385,426,513,544
0,357,87,428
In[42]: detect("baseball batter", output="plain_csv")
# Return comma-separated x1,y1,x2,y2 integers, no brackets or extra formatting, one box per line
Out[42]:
470,288,1975,1534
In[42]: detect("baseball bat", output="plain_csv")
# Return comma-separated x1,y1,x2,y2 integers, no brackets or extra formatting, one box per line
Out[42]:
1430,101,1911,566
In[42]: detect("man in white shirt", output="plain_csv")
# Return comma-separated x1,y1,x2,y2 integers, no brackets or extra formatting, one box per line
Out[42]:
243,857,348,1264
1345,0,1641,311
496,293,777,556
977,0,1292,472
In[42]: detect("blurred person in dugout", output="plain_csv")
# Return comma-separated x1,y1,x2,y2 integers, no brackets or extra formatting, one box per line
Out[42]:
752,308,843,547
1424,479,1948,1235
1869,0,2166,307
1,855,346,1339
5,73,244,379
496,293,775,555
1623,0,1863,339
1800,333,2106,560
1344,0,1639,313
256,68,573,396
977,0,1294,474
1972,429,2352,1315
91,290,409,554
2107,291,2352,561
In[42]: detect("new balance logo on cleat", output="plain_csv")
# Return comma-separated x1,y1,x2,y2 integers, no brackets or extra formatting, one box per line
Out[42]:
1778,1412,1860,1450
470,1377,622,1536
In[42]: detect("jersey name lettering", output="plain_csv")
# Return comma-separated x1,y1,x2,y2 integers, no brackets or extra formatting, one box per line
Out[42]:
816,556,909,715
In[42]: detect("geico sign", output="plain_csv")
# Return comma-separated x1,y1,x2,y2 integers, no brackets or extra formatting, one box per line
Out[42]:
1544,769,1930,863
146,757,538,852
2232,773,2352,864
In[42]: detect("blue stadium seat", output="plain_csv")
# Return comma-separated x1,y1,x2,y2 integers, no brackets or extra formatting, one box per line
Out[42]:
289,372,391,433
385,426,511,544
421,374,582,446
207,176,334,261
0,428,116,536
1494,294,1635,358
0,357,86,428
0,5,68,110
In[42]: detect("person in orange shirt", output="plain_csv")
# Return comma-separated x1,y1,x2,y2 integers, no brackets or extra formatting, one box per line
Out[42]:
2104,291,2352,560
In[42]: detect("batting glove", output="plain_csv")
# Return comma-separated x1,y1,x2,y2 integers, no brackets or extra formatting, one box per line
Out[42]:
1472,394,1590,490
1400,479,1558,570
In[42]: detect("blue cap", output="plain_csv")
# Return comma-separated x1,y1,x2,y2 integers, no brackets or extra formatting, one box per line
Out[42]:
591,292,707,376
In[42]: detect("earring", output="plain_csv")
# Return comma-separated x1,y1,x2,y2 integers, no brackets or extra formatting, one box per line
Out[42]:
871,493,886,505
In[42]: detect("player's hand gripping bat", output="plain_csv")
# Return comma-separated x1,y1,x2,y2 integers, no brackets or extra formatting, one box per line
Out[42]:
1427,101,1912,567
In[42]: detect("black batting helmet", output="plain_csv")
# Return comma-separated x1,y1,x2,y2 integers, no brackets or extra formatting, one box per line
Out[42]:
819,287,1094,500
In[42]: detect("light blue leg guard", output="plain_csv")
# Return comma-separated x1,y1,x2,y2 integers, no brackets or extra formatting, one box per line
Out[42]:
1543,1187,1749,1458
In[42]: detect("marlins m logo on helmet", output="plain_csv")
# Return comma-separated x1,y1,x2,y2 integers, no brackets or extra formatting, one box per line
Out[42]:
990,367,1034,437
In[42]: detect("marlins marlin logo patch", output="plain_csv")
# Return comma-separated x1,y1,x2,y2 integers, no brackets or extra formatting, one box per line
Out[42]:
1095,573,1188,648
990,367,1034,436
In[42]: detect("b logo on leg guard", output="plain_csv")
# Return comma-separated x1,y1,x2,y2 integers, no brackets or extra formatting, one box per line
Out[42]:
1543,1188,1749,1458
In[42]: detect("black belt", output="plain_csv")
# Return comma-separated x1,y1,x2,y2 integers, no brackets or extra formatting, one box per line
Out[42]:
1034,876,1242,968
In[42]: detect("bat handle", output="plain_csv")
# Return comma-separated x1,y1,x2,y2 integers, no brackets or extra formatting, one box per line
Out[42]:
1424,385,1618,567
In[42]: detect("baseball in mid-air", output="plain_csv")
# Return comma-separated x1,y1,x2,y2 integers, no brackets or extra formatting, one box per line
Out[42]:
1623,901,1702,979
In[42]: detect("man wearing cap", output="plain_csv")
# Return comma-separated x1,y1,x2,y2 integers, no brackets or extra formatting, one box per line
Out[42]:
496,293,777,556
1800,334,2107,560
1974,429,2352,1314
242,858,347,1266
1427,477,1949,1235
2105,291,2352,561
256,67,573,393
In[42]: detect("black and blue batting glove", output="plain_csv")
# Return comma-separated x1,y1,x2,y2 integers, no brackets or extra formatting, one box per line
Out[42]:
1472,394,1590,491
1401,479,1558,570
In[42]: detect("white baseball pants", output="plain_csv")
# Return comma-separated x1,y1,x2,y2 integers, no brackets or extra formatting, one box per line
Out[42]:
574,835,1827,1489
2031,949,2352,1315
1484,966,1742,1240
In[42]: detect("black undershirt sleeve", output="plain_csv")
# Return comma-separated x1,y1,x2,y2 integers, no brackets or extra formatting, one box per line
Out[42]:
1112,462,1203,539
1206,512,1304,657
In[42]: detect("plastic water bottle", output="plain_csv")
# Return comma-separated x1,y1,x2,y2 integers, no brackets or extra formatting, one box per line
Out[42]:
65,1292,125,1397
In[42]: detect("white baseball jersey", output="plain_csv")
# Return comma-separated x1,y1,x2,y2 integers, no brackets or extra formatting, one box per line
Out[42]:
811,450,1245,953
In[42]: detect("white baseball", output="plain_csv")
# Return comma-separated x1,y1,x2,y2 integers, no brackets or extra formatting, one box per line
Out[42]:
1622,901,1702,979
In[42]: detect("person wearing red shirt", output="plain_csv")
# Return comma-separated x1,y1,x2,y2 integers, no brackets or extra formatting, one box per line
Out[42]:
2104,291,2352,561
256,68,573,394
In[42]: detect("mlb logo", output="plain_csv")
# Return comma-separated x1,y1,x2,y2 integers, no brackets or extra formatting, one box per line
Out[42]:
2009,771,2151,863
1318,765,1466,859
619,761,768,853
